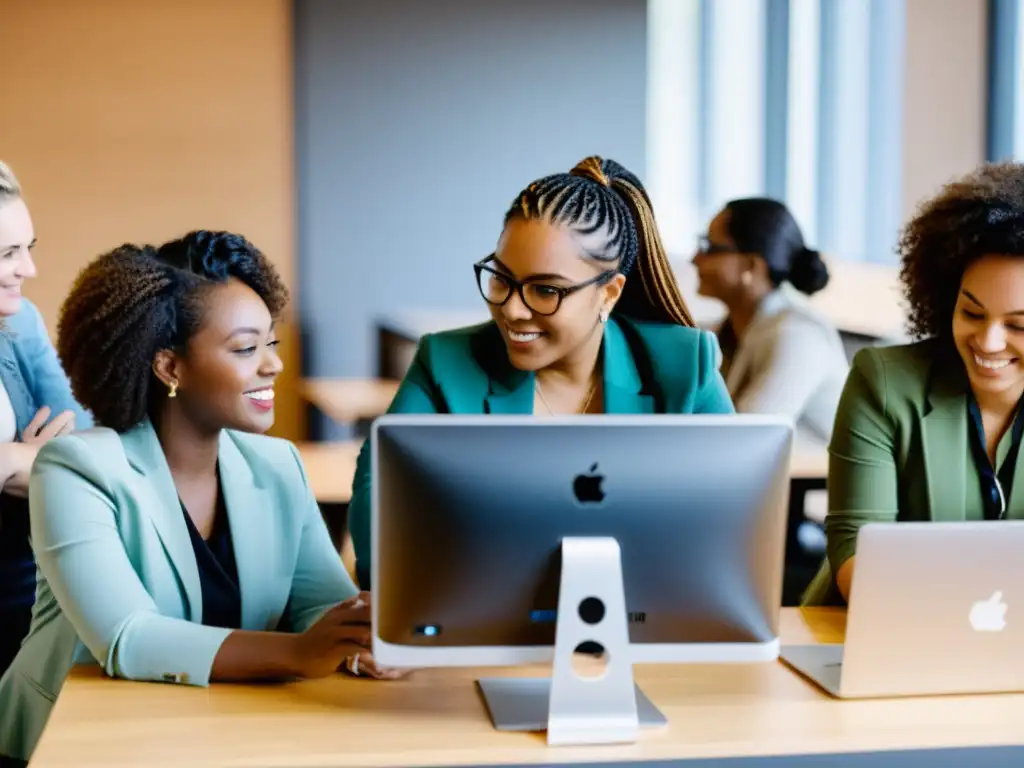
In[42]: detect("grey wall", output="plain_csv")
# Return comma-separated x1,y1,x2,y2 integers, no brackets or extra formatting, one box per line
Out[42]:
295,0,647,381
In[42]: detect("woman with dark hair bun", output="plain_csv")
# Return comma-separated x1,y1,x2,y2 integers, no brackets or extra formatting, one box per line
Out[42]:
693,197,848,447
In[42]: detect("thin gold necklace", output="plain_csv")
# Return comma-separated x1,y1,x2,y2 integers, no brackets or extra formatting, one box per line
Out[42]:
535,378,597,415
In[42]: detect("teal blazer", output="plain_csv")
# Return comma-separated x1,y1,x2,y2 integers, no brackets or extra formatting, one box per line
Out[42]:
349,316,735,587
0,420,358,762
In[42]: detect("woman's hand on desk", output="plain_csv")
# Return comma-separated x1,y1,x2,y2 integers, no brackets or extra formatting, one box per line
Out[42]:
291,592,405,681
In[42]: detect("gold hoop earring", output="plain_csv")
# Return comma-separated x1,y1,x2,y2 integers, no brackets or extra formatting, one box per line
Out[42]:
167,381,178,399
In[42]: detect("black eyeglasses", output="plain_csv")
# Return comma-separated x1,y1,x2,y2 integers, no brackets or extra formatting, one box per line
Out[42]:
473,255,615,317
696,235,736,256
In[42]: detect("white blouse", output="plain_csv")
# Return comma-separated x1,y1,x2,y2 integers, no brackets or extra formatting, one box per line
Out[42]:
0,377,18,443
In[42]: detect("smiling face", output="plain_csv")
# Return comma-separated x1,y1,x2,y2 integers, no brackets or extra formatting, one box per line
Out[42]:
160,278,283,434
0,197,38,316
487,218,625,371
952,255,1024,404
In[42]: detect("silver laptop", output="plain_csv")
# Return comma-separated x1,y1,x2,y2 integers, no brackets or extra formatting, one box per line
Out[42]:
781,521,1024,698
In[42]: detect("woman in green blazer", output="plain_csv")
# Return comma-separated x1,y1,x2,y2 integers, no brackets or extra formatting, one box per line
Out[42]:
0,232,397,765
806,163,1024,606
349,156,735,587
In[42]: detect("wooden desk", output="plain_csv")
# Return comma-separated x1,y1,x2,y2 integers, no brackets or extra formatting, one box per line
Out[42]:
302,378,400,424
296,440,361,505
296,441,359,573
30,608,1024,767
672,256,907,343
789,446,829,481
296,439,825,494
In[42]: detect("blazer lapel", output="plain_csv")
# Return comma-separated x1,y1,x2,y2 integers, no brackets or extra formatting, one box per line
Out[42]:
120,421,204,621
921,362,968,522
473,323,535,414
217,432,274,629
484,381,535,414
602,318,655,414
1006,435,1024,517
472,319,655,414
0,331,38,435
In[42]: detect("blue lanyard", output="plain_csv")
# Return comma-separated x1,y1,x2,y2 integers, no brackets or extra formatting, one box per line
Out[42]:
966,395,1024,520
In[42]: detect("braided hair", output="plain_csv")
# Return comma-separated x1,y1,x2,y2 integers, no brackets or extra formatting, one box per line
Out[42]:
58,231,289,432
505,156,694,326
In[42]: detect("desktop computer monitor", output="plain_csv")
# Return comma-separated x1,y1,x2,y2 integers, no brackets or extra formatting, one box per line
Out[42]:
370,414,792,746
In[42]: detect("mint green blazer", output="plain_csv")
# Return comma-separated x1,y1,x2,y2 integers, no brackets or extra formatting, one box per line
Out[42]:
349,316,735,587
0,420,358,762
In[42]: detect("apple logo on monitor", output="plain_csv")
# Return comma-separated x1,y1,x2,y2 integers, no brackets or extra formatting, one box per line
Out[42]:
573,463,606,504
969,590,1007,632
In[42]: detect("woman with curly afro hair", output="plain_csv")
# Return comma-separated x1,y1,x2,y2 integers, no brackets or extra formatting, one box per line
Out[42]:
0,231,399,765
804,163,1024,606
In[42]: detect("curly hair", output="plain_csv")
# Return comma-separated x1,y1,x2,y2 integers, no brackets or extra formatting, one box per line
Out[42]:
505,156,694,326
900,162,1024,341
58,231,289,432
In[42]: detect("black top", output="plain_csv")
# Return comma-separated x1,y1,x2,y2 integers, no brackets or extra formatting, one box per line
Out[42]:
181,492,242,630
0,494,35,614
966,394,1024,521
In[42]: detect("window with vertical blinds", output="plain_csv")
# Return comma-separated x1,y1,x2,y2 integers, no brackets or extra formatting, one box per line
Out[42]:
647,0,906,264
987,0,1024,162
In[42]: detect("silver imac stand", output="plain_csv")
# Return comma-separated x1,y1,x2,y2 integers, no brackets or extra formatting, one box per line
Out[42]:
477,537,667,746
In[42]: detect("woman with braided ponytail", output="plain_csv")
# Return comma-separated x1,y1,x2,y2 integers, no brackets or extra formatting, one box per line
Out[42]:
348,156,734,588
0,231,399,766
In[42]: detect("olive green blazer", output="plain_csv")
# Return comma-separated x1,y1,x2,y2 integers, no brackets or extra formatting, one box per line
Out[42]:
349,316,735,587
804,339,1024,605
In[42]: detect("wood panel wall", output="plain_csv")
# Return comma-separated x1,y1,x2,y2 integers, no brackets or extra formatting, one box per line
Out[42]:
1,0,301,440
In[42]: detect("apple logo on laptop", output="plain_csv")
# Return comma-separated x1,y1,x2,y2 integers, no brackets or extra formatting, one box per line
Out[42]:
573,463,605,504
969,591,1007,632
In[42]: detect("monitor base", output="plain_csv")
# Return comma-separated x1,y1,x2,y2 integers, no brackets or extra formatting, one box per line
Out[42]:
480,536,654,746
477,677,667,732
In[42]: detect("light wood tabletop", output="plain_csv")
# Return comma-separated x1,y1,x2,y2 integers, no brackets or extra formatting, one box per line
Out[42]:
29,608,1024,767
296,440,828,508
302,378,400,424
296,440,362,504
788,445,829,480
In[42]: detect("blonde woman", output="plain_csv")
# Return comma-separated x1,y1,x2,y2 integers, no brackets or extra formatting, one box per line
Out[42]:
0,161,90,677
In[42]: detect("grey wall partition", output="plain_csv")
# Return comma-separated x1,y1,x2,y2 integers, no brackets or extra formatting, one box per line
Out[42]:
295,0,648,387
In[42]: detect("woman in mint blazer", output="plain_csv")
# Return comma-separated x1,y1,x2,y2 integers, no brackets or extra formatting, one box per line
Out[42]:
349,156,735,587
0,232,397,765
805,162,1024,606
